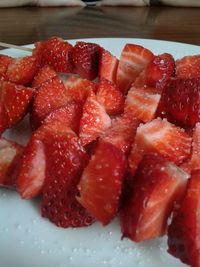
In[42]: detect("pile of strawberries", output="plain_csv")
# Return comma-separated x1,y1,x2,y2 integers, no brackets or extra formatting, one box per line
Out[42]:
0,36,200,267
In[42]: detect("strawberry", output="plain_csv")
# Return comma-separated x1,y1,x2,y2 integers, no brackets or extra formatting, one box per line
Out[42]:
145,53,175,90
0,55,13,79
99,49,119,83
159,78,200,128
64,75,97,103
128,118,192,176
116,44,154,94
32,65,57,87
101,114,140,155
168,170,200,267
181,123,200,173
71,41,101,80
78,141,127,225
79,92,111,146
120,153,189,242
124,84,161,123
43,102,83,134
0,138,24,189
96,78,124,116
176,55,200,78
6,56,39,85
33,36,73,73
0,80,33,133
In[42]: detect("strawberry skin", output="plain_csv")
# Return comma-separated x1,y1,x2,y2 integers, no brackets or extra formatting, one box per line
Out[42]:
96,78,124,116
0,138,24,189
0,80,33,133
99,49,119,83
0,55,13,79
116,43,154,94
176,55,200,78
128,118,192,176
71,41,101,80
32,65,57,87
168,170,200,267
6,56,39,85
78,141,127,225
120,153,189,242
79,92,111,146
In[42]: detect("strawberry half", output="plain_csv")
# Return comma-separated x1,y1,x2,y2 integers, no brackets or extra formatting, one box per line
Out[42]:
0,55,13,79
101,114,140,155
121,153,189,242
0,138,24,189
99,49,119,83
116,43,154,94
79,92,111,146
168,170,200,267
176,55,200,79
96,78,124,116
128,118,192,176
71,41,101,80
6,56,39,85
78,140,127,225
0,80,33,133
32,65,57,88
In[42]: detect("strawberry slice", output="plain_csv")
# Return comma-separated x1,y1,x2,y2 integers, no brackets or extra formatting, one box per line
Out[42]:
168,170,200,267
0,80,33,133
99,49,119,83
33,36,73,73
181,123,200,173
32,65,57,87
124,84,161,123
176,55,200,78
0,138,24,189
0,55,13,79
64,75,97,103
146,53,175,90
101,114,140,155
159,78,200,128
128,118,192,176
78,141,127,225
96,78,124,116
79,92,111,146
116,44,154,94
6,56,39,85
120,153,189,242
71,41,101,80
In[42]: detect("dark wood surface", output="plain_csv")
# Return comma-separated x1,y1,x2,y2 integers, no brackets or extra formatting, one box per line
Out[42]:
0,6,200,47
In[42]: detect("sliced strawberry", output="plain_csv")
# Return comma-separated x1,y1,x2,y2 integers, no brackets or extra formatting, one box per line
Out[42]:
96,78,124,116
101,114,140,155
79,92,111,146
145,53,175,90
159,78,200,128
116,44,154,94
0,55,13,79
121,153,189,242
124,84,161,123
168,170,200,267
32,65,57,87
64,75,97,103
0,80,33,133
181,123,200,173
99,49,119,83
71,41,101,80
43,102,83,134
128,118,192,176
0,138,24,189
176,55,200,78
33,36,73,73
6,56,39,85
78,141,127,225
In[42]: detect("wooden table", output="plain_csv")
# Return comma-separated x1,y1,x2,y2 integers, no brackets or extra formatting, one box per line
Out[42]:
0,6,200,47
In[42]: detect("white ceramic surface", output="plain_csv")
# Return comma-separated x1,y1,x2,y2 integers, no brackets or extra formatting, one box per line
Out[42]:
1,38,199,267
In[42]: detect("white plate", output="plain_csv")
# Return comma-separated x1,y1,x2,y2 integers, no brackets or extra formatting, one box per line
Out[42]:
1,38,199,267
